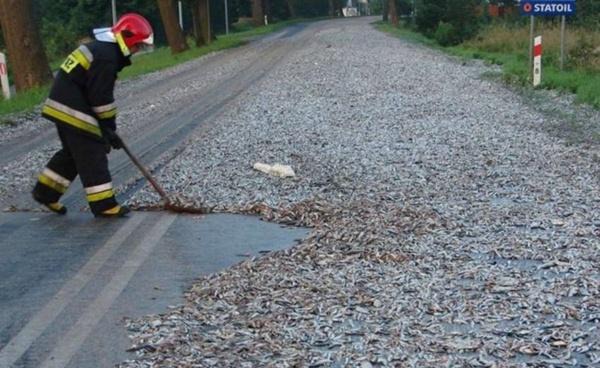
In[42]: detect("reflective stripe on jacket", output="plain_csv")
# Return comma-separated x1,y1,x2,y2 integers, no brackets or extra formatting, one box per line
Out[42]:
42,41,131,140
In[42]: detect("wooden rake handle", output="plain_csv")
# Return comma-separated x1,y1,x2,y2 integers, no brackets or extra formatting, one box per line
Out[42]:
116,133,171,204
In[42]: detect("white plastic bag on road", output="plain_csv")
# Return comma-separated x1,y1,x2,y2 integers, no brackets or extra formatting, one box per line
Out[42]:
253,162,295,178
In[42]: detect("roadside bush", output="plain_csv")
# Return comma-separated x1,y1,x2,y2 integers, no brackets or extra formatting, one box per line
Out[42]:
574,0,600,27
397,0,413,17
41,22,80,62
463,22,529,53
464,22,600,73
570,35,600,71
416,0,481,44
415,1,445,35
434,22,460,46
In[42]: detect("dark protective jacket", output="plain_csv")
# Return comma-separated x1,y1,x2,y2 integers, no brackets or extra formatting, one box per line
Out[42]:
42,40,131,140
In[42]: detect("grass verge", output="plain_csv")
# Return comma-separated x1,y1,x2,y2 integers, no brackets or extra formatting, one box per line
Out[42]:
0,87,49,117
376,21,600,109
0,19,304,118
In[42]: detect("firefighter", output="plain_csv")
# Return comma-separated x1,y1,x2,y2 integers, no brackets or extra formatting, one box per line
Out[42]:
32,13,153,217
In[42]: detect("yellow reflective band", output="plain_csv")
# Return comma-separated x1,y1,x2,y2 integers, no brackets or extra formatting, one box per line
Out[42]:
101,205,122,215
115,32,131,57
86,189,114,203
97,109,117,120
45,98,99,126
85,182,112,194
72,49,91,70
42,168,71,187
48,202,65,212
60,55,79,73
38,174,68,194
92,103,116,113
43,105,102,137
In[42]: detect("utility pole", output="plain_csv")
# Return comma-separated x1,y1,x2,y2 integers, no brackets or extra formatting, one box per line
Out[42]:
224,0,229,34
112,0,117,25
178,1,183,29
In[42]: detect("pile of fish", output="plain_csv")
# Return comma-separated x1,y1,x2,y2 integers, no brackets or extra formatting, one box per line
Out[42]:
119,18,600,367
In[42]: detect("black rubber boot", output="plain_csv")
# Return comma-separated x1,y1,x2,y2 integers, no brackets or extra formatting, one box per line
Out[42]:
95,205,130,218
32,193,67,215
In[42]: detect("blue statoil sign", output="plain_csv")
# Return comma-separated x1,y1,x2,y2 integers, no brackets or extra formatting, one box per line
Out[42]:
521,0,576,16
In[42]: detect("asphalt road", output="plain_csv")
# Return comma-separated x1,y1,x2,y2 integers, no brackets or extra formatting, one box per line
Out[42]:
0,23,312,368
0,212,307,368
0,22,310,211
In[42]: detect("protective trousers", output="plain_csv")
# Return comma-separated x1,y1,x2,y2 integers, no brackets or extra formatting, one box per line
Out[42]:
32,126,118,215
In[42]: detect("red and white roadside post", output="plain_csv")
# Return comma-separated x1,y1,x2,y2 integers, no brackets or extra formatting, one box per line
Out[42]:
0,52,11,100
533,36,542,87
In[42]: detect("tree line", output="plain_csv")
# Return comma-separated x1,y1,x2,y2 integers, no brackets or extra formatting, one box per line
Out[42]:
0,0,347,93
382,0,599,47
6,0,594,94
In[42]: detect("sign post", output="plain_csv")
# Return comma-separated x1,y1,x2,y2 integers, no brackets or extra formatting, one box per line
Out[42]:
560,15,566,70
521,0,575,78
529,15,535,77
533,36,542,87
0,52,11,100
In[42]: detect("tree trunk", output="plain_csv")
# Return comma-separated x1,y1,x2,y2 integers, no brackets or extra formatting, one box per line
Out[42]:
157,0,188,54
0,0,51,92
336,0,344,17
190,0,202,46
328,0,334,17
382,0,389,21
252,0,264,26
388,0,398,26
198,0,211,44
286,0,296,19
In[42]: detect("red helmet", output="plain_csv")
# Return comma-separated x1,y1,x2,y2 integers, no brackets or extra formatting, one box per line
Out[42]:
112,13,153,53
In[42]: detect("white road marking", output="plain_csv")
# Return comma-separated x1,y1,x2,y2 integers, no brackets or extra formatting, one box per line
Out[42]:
40,214,177,368
0,214,147,367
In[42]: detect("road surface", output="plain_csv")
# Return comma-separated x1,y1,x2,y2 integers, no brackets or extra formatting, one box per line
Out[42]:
0,22,311,368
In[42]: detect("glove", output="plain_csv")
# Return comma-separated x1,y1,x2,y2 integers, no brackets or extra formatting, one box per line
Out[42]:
102,128,123,150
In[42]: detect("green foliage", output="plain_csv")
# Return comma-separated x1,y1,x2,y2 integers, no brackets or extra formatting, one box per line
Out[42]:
569,34,599,71
577,76,600,108
35,0,164,61
415,0,445,34
374,0,413,17
209,0,241,34
370,0,383,15
236,0,327,20
40,21,80,61
452,23,600,108
119,20,302,80
31,0,335,62
291,0,329,18
119,37,245,79
574,0,600,27
396,0,413,16
0,18,302,117
416,0,481,45
488,0,517,5
375,21,439,47
434,21,459,46
0,86,49,116
378,22,600,109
